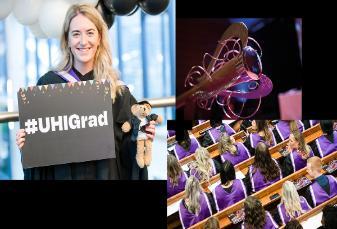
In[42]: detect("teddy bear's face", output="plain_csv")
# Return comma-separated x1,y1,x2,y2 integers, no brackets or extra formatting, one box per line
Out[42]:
132,104,151,118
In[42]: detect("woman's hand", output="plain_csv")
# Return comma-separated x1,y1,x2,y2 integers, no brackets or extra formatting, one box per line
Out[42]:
16,129,26,151
146,121,156,141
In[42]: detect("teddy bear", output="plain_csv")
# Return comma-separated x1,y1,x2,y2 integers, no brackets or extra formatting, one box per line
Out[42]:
121,101,163,168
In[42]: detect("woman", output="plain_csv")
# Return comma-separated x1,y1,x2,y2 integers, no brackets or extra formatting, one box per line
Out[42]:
282,131,313,177
273,120,304,143
174,129,200,160
204,216,220,229
212,160,247,211
276,181,311,225
188,147,220,182
245,142,282,194
200,120,236,147
219,132,251,166
244,120,276,153
179,176,213,229
15,4,156,180
313,120,337,158
167,154,187,198
241,196,279,229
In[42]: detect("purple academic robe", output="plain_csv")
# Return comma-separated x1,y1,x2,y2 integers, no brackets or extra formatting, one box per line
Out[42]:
174,135,200,160
275,120,304,141
277,196,312,225
213,179,247,211
315,131,337,158
289,148,314,172
167,171,188,198
220,142,251,165
241,211,279,229
309,175,337,207
189,159,217,182
310,120,319,127
178,192,212,229
250,130,276,149
167,130,176,138
249,159,282,193
208,123,236,143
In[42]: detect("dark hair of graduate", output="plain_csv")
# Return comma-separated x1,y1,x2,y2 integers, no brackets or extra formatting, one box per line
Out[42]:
210,120,222,128
177,129,191,151
253,142,280,182
322,204,337,229
284,219,303,229
320,120,334,142
255,120,273,145
244,196,265,229
220,160,236,185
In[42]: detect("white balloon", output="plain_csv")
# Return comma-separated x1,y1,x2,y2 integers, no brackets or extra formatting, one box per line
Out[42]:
28,21,48,39
13,0,43,25
0,0,14,20
68,0,98,6
39,0,71,39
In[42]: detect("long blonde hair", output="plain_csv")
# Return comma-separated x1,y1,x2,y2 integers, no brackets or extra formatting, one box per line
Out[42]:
55,4,123,102
190,147,213,182
281,181,304,218
219,132,237,155
185,176,203,215
167,154,183,187
292,131,311,159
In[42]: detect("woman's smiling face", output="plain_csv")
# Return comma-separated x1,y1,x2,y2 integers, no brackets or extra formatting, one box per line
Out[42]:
69,13,100,67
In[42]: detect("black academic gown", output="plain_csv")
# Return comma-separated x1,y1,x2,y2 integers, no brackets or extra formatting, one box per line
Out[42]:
23,68,147,180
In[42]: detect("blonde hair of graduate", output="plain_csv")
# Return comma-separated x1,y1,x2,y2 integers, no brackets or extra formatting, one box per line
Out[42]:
190,147,213,182
219,132,237,155
184,176,203,215
281,181,305,218
55,4,123,102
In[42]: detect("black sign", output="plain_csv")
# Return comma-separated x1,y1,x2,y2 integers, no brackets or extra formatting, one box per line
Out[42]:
17,80,115,169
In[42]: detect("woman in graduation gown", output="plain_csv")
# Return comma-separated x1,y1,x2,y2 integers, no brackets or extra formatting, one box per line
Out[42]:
312,120,337,158
179,176,213,229
219,132,251,166
273,120,304,143
241,196,279,229
275,181,311,226
281,131,313,177
167,154,187,198
15,4,156,180
244,142,282,194
212,160,247,212
244,120,276,154
188,147,220,182
174,129,200,160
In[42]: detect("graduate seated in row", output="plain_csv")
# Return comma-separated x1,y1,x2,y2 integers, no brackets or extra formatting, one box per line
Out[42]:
187,147,221,182
174,129,200,160
204,216,220,229
284,219,303,229
273,120,304,143
167,154,187,198
244,142,282,194
212,160,247,212
219,132,251,166
199,120,236,147
304,156,337,207
281,131,314,177
275,181,311,225
244,120,277,153
311,120,337,158
241,196,279,229
179,176,213,229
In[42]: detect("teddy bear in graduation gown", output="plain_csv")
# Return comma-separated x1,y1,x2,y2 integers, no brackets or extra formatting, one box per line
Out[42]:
121,101,163,168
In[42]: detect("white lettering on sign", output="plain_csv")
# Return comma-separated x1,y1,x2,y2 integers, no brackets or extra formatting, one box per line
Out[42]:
25,111,108,135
